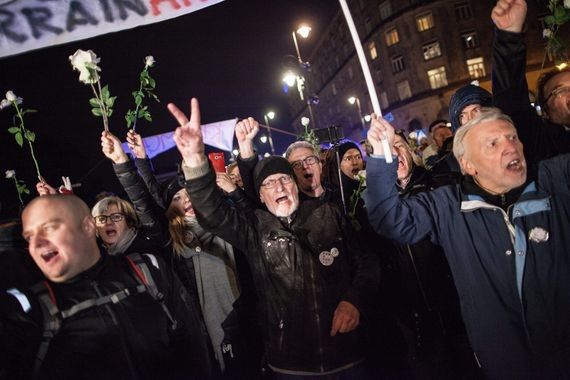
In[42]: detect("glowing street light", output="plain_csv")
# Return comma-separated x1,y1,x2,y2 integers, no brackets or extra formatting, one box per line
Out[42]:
296,25,312,39
263,111,276,155
347,96,365,130
260,135,268,143
282,71,297,87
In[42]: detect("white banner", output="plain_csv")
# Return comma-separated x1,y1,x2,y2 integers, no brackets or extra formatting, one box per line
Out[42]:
122,117,237,158
0,0,224,58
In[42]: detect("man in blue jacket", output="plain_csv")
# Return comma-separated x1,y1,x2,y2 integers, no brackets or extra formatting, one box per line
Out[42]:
364,107,570,379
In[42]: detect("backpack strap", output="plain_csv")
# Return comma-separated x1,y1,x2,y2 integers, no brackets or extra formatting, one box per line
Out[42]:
126,252,178,330
30,281,61,379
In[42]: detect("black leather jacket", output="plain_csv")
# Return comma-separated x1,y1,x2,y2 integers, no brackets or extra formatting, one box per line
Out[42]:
185,166,379,374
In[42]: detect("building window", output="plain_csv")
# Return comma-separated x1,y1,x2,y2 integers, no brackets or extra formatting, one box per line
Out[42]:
455,1,473,20
397,80,412,100
461,31,479,48
391,55,405,73
467,57,486,78
422,41,442,60
379,1,392,20
427,66,448,89
380,91,389,109
369,41,378,60
416,12,434,32
385,28,399,46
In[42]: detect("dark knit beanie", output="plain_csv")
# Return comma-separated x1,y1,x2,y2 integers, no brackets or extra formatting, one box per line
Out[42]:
449,84,492,132
337,140,362,160
253,156,295,196
162,173,186,207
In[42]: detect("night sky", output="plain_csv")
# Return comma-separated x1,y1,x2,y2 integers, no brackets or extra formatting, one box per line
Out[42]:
0,0,338,218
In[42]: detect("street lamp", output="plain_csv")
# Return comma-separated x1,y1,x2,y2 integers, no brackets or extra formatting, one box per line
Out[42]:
290,24,316,127
263,111,276,155
347,96,365,130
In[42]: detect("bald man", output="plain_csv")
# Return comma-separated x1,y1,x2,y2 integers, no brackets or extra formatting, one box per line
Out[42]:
2,195,210,379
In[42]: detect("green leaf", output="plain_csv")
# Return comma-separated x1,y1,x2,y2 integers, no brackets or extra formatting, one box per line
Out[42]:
25,131,36,142
545,15,556,25
135,95,143,106
146,77,156,88
22,188,30,195
106,96,117,108
101,85,110,99
8,126,20,134
554,6,567,23
89,98,100,107
149,93,160,103
92,107,103,117
144,113,152,122
15,132,23,147
108,109,113,117
21,108,38,116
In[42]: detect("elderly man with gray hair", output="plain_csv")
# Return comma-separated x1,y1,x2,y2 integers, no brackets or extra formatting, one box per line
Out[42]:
364,107,570,379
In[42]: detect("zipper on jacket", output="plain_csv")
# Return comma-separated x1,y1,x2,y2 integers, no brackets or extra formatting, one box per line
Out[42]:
406,245,432,312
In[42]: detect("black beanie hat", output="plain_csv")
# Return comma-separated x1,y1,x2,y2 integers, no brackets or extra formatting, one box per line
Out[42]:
161,173,186,207
253,156,295,196
449,84,492,132
337,140,362,160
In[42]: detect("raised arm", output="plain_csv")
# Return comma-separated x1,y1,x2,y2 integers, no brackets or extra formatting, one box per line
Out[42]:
100,131,169,246
235,118,262,205
169,99,256,252
364,115,438,245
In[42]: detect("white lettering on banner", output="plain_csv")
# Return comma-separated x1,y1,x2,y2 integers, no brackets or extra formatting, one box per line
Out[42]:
121,118,237,158
0,0,224,58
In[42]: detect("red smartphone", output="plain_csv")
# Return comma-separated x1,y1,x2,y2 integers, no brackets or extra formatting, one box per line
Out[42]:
208,152,226,173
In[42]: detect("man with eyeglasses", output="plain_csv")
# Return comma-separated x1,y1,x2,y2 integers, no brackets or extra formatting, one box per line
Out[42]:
169,99,379,379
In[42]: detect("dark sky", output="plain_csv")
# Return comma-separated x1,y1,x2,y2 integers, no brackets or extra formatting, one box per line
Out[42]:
0,0,338,218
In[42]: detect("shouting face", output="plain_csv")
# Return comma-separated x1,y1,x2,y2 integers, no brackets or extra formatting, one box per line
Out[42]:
259,173,299,218
94,204,129,246
288,147,323,196
460,119,527,194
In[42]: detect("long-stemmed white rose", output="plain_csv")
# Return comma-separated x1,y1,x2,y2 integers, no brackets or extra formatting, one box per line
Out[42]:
5,169,29,207
69,49,116,132
2,90,42,180
125,55,160,131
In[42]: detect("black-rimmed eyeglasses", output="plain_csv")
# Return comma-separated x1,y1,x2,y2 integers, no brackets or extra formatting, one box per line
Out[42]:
260,175,293,189
291,155,319,170
94,213,125,225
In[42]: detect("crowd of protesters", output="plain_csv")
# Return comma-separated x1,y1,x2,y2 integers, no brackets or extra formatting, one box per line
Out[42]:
2,0,570,379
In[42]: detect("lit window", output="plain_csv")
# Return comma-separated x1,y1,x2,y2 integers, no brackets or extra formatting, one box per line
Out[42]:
379,1,392,20
455,1,473,20
391,55,405,73
461,31,479,48
416,12,434,32
397,80,412,100
380,92,389,109
385,28,399,46
422,41,441,60
467,57,486,78
427,66,448,89
369,41,378,60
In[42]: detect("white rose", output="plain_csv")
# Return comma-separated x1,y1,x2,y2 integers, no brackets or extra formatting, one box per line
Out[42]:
5,170,15,179
144,55,155,67
5,90,16,101
69,49,101,84
564,0,570,9
0,99,10,110
543,28,553,38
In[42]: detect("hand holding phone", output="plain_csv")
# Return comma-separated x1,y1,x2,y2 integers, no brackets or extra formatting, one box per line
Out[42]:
208,152,226,173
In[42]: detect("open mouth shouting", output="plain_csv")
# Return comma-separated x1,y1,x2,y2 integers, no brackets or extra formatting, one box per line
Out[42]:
40,249,59,264
506,159,523,172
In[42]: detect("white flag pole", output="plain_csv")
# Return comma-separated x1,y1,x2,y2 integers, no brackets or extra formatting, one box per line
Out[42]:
338,0,393,163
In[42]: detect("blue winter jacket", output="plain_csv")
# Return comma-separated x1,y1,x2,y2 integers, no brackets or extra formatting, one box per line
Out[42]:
364,154,570,379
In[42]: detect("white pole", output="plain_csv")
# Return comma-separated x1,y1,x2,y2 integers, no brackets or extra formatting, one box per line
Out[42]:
338,0,392,163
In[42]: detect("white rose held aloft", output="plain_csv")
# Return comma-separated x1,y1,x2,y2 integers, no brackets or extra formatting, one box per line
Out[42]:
542,28,553,38
564,0,570,9
5,170,16,179
6,90,16,101
0,99,10,110
145,56,155,67
69,49,101,84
